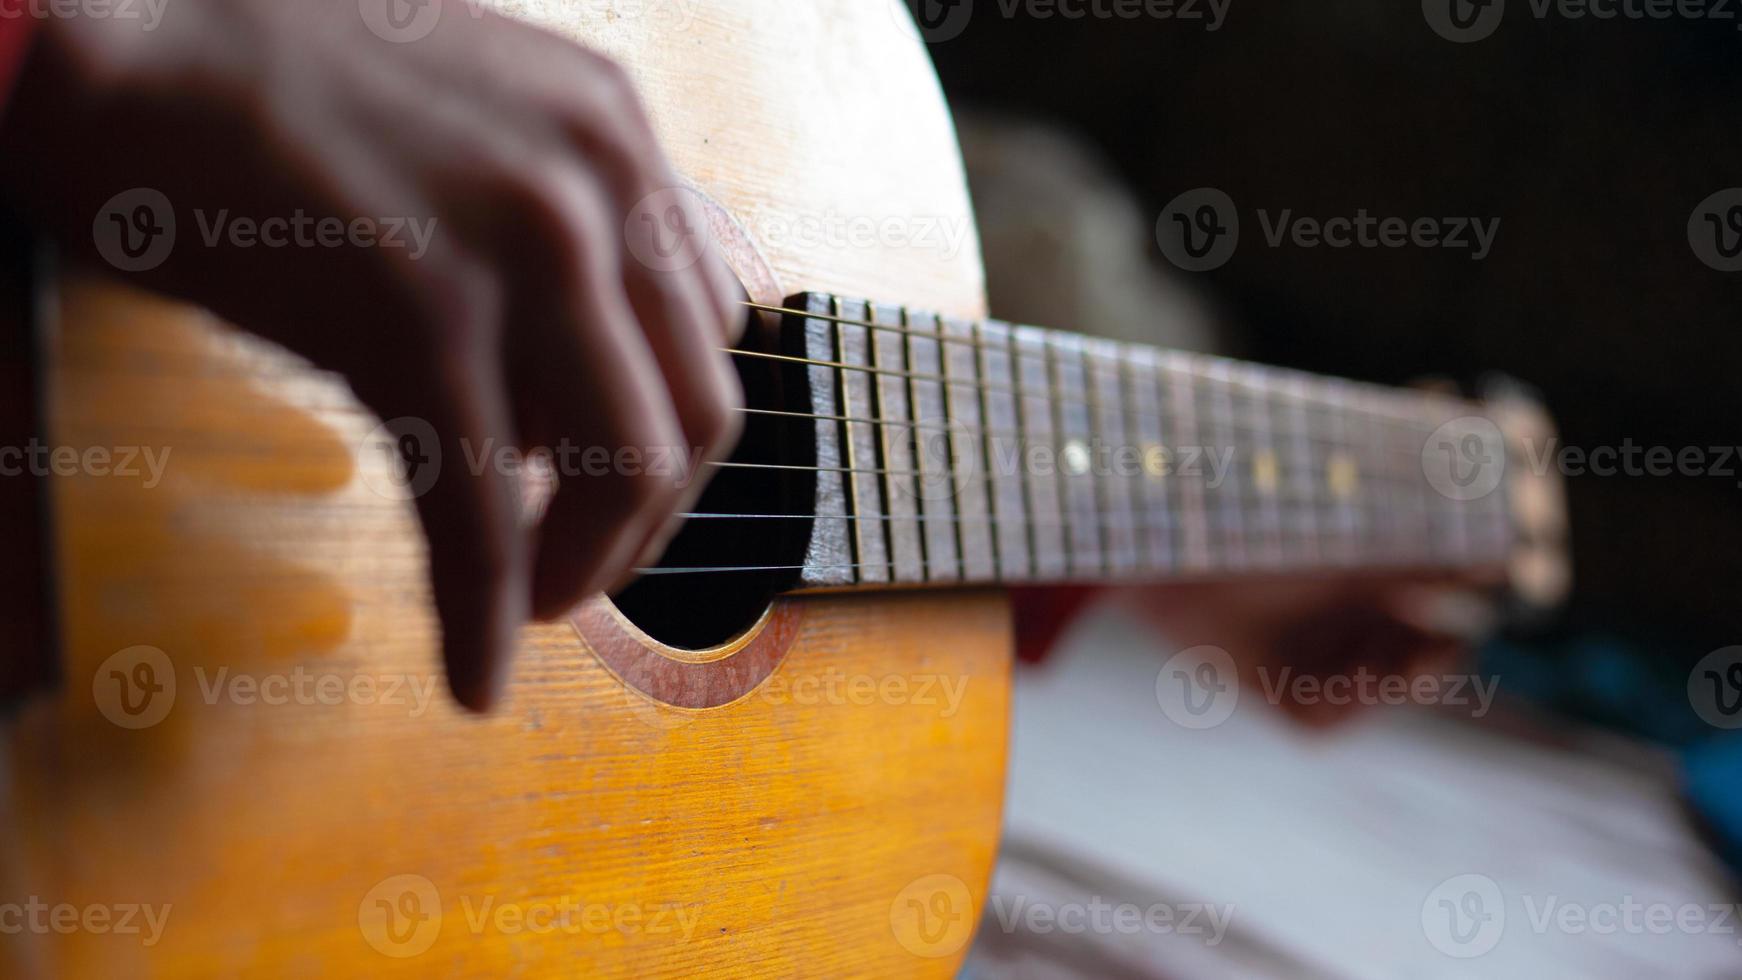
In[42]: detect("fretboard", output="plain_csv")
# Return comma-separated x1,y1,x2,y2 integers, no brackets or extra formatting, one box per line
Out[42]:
778,293,1514,590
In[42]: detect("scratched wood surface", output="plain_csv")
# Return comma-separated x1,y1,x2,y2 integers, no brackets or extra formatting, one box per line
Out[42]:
1,1,1009,976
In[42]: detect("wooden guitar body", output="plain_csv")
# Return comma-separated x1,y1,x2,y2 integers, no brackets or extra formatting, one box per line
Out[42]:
3,1,1009,975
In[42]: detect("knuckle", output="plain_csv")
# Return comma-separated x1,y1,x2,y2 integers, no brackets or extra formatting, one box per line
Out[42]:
501,163,593,256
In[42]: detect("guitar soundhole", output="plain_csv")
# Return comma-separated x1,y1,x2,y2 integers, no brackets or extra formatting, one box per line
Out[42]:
609,310,812,649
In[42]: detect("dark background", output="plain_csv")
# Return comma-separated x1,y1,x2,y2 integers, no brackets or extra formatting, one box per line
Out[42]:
924,0,1742,660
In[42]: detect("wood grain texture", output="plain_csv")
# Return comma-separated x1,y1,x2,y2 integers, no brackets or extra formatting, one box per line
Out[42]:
1,1,1009,976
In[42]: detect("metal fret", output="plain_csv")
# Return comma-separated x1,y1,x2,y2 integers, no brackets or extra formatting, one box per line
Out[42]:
1013,326,1068,581
1085,339,1140,575
1048,332,1106,578
1161,351,1212,573
833,297,890,583
866,301,925,582
1236,363,1287,569
1365,387,1412,566
1420,397,1465,563
1397,395,1434,567
1278,371,1321,569
976,320,1032,581
1198,357,1248,570
940,314,996,582
903,307,960,583
1125,347,1174,573
792,294,854,586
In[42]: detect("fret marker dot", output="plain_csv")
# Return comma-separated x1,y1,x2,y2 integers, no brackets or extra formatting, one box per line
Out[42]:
1328,453,1359,499
1062,440,1092,476
1252,451,1280,494
1143,444,1171,478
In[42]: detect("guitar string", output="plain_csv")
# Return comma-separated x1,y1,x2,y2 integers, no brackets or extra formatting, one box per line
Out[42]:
641,300,1503,575
628,549,1506,577
662,340,1502,572
720,345,1473,436
734,301,1481,420
716,351,1484,452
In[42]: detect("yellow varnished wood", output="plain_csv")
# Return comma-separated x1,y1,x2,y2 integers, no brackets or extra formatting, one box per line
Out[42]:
2,2,1008,976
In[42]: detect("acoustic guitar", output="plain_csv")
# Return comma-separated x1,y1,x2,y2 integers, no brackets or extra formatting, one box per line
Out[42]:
0,0,1569,975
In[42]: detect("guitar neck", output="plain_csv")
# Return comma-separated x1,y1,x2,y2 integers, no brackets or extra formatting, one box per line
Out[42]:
774,292,1515,591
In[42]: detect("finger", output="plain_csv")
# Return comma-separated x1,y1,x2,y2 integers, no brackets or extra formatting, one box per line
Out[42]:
363,346,529,713
618,233,744,563
516,180,691,621
524,297,686,619
698,245,746,340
